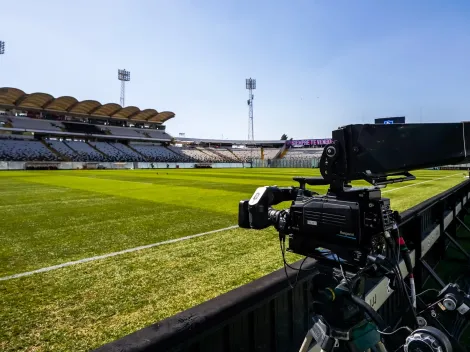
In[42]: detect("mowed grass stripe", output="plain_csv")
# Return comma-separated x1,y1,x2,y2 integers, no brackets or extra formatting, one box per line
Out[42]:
0,225,239,281
0,178,236,276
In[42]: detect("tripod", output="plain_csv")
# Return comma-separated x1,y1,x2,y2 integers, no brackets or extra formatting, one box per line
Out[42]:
298,266,389,352
299,315,387,352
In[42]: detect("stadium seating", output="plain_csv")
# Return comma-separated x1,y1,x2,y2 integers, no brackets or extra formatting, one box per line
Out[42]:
0,139,58,161
47,140,80,161
208,147,239,162
132,143,190,162
142,129,172,141
109,142,146,161
10,117,64,132
283,148,323,159
65,141,105,161
88,141,135,162
231,148,261,162
173,147,216,162
262,148,279,160
104,126,145,138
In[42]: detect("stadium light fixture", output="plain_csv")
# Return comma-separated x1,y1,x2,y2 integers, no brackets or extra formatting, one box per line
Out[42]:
246,78,256,141
118,69,131,107
0,41,5,55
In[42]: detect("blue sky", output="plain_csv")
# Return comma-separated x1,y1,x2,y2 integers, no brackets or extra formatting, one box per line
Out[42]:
1,0,469,140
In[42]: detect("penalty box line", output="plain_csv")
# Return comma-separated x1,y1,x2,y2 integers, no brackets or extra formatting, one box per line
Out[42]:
0,172,461,282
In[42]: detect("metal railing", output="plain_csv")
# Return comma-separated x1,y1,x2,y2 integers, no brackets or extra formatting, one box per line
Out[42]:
94,179,470,352
252,158,321,168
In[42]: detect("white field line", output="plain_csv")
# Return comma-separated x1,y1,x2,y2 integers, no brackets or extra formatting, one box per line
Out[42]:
382,173,460,194
0,225,239,282
0,172,462,282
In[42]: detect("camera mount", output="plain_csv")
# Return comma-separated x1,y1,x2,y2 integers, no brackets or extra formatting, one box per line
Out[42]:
238,122,470,352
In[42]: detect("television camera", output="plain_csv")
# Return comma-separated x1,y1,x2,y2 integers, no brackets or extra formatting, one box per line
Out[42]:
238,123,470,352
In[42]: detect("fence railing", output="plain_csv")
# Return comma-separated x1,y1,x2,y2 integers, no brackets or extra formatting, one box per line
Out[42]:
252,158,321,168
0,161,247,170
94,179,470,352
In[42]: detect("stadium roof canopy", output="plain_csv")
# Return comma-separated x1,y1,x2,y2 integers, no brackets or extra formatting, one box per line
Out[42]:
0,87,175,124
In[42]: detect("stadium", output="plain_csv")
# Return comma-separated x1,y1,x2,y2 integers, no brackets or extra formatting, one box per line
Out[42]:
1,85,470,352
2,3,470,350
0,87,329,169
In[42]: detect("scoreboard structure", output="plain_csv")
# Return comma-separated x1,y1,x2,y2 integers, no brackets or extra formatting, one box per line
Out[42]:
375,116,406,124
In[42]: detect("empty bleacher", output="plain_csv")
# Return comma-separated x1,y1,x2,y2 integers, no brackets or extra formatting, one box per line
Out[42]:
10,116,64,132
173,147,212,162
262,148,280,160
47,140,80,161
284,148,323,159
110,143,145,161
105,126,145,138
0,139,58,161
132,143,188,162
207,147,238,162
65,141,105,162
88,141,134,162
143,129,172,140
231,148,261,162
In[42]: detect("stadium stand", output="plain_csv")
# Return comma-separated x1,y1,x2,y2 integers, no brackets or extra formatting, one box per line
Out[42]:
194,148,226,162
0,87,308,165
0,139,58,161
10,116,64,132
208,147,239,162
283,148,324,159
104,125,144,138
142,129,172,140
132,143,190,162
65,141,105,162
231,148,261,162
88,141,135,162
110,142,146,161
262,148,279,160
47,140,80,161
172,147,208,161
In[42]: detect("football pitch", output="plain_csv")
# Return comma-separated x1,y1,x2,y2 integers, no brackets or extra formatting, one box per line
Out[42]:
0,168,467,351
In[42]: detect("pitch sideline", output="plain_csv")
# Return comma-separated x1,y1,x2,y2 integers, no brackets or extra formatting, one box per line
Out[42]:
0,172,462,282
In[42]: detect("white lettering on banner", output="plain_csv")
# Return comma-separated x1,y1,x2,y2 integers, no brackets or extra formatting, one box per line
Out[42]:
288,139,333,147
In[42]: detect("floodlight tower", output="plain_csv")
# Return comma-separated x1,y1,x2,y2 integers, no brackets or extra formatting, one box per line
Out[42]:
118,69,130,107
246,78,256,141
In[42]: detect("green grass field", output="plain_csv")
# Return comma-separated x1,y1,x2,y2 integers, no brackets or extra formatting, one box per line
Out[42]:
0,168,467,351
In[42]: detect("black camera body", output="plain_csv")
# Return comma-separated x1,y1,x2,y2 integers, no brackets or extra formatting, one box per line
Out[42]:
287,187,394,266
239,183,395,266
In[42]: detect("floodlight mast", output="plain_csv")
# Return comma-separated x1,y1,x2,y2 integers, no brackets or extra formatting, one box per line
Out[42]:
246,78,256,141
118,69,130,107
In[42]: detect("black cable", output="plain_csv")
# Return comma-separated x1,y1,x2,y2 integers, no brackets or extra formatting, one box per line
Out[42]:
350,294,387,331
335,254,352,292
279,238,319,272
279,237,319,290
383,254,419,326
